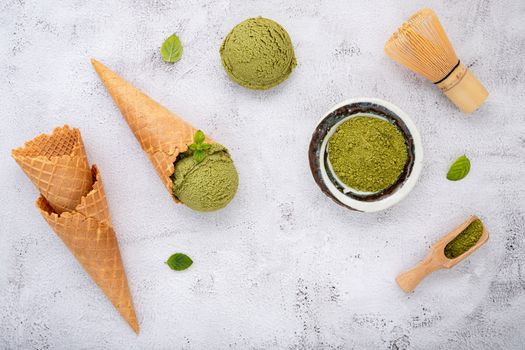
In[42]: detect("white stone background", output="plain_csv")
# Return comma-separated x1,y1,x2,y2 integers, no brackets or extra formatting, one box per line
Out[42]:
1,0,524,348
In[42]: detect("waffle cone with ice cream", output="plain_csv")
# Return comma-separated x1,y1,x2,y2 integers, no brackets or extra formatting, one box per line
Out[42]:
12,126,139,333
91,59,238,211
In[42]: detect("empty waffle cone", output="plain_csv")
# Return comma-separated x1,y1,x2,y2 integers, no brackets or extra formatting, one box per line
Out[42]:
91,59,211,201
12,126,93,213
12,126,139,333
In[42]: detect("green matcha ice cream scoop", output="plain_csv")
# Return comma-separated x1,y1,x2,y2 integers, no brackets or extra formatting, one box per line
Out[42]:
172,142,238,212
220,17,297,90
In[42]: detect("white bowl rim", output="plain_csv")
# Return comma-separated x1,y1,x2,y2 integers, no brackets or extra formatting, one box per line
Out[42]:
317,97,424,212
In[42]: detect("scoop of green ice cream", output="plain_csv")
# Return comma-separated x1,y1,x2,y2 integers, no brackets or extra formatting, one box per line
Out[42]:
220,17,297,90
172,143,238,212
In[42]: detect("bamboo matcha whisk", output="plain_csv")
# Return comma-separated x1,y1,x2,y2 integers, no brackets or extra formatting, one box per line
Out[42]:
385,8,488,113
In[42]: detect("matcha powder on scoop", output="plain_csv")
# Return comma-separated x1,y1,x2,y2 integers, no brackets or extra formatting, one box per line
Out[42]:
220,17,297,90
444,219,484,259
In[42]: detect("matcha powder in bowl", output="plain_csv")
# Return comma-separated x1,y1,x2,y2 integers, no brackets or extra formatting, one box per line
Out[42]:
220,17,297,90
308,98,423,212
328,116,408,193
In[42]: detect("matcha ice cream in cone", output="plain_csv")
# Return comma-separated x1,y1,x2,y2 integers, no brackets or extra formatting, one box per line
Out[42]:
171,141,238,211
91,59,238,211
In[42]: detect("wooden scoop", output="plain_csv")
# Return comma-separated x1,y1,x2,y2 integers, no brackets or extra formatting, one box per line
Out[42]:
396,215,489,293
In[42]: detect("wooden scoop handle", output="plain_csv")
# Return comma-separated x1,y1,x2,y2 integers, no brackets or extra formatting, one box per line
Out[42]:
396,254,443,293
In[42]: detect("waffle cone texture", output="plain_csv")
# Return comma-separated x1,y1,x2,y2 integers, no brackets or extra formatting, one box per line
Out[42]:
91,59,212,201
12,125,139,333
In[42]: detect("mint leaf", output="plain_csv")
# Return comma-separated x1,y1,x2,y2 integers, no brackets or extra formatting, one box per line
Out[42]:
447,155,471,181
160,33,183,63
194,130,205,144
188,130,210,163
165,253,193,271
193,150,205,163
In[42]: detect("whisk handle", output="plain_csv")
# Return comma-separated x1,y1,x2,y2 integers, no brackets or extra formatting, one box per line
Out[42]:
436,63,489,113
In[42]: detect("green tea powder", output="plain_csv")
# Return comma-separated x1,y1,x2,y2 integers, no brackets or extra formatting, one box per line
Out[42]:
444,219,484,259
328,116,408,193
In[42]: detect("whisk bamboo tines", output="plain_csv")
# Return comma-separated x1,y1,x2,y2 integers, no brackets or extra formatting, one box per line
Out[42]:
385,8,488,113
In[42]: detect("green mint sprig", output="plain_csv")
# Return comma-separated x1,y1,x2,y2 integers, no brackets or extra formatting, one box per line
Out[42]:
160,33,183,63
188,130,211,163
447,155,471,181
165,253,193,271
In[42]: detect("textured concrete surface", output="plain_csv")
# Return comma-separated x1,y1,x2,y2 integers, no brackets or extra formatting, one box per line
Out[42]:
1,0,524,349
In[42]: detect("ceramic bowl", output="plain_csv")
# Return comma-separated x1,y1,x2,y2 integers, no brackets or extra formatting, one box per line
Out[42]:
308,98,423,212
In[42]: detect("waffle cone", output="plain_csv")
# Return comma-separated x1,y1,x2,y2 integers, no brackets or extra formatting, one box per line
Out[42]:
12,126,93,213
91,59,211,200
12,126,139,333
